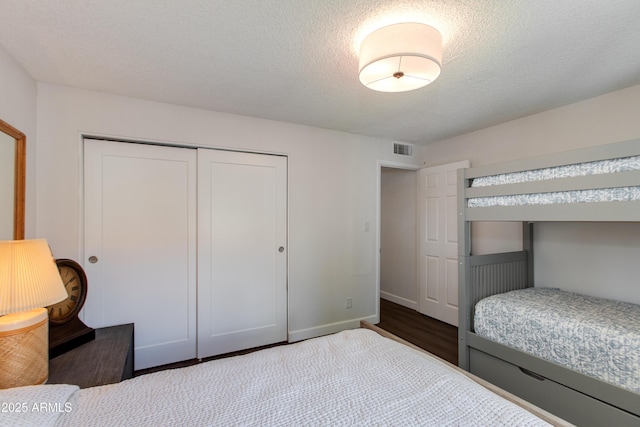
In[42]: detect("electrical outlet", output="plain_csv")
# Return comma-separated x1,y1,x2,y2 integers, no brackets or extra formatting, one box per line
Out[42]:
346,298,352,309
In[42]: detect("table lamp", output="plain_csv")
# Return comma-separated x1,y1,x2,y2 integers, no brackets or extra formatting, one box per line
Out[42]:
0,239,67,389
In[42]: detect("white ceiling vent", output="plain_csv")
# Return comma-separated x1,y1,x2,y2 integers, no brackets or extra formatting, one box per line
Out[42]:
393,142,413,156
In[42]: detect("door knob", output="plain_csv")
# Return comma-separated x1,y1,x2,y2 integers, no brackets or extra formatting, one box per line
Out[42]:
278,246,285,253
88,256,99,263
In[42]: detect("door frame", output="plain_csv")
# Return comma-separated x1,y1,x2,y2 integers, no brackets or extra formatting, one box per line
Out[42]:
375,160,421,322
79,134,290,332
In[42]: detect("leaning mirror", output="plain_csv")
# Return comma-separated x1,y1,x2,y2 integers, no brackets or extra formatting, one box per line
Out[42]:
0,118,25,240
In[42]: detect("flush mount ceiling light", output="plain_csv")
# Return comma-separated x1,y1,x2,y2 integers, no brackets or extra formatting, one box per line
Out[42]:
358,22,442,93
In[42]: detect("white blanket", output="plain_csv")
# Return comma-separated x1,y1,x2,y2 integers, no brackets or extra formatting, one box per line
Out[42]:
2,329,551,426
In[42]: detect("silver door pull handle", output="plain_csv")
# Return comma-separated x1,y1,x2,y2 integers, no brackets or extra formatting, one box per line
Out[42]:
88,256,99,263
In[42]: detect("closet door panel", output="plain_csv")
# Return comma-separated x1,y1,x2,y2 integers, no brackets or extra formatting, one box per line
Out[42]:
84,139,197,370
197,149,287,358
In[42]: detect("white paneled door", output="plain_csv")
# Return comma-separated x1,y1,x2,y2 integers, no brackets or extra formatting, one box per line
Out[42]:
84,140,288,369
418,160,469,326
84,139,198,370
197,149,287,358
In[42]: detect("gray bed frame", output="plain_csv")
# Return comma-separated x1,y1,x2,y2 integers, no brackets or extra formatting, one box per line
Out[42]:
457,139,640,426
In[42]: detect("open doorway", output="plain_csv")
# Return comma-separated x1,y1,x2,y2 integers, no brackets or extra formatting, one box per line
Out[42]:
379,166,418,310
378,159,470,326
378,165,457,363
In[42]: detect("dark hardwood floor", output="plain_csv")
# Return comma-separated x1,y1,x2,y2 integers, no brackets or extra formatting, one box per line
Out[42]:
136,298,458,376
378,298,458,365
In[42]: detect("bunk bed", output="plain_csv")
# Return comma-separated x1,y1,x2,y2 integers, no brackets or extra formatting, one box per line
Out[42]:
457,138,640,427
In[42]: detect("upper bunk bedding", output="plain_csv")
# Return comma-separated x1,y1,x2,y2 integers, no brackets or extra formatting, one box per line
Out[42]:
459,139,640,221
471,155,640,188
474,288,640,393
0,328,558,427
468,155,640,207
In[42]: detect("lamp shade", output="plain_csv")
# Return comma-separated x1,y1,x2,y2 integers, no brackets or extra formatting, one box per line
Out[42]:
0,239,67,315
359,22,442,92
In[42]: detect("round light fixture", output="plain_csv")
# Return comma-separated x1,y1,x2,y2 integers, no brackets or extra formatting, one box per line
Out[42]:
358,22,442,93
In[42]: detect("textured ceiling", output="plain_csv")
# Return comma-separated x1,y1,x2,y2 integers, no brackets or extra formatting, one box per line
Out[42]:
1,0,639,144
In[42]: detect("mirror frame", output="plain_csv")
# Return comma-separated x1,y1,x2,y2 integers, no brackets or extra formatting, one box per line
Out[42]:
0,118,25,240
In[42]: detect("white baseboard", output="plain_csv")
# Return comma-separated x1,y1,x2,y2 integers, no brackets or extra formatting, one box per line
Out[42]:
288,314,378,343
380,291,418,311
289,292,421,343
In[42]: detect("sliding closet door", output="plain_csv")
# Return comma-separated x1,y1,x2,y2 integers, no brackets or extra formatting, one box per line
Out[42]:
84,139,197,370
197,149,287,358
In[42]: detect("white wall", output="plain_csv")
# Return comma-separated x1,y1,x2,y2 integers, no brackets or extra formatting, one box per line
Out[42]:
35,83,424,341
380,167,417,308
0,43,37,237
534,222,640,305
423,84,640,304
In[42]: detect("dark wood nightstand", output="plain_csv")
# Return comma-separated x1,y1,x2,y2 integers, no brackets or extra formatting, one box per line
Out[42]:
48,323,134,389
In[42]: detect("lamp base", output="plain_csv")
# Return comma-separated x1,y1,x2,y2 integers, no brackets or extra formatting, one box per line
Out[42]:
0,308,49,389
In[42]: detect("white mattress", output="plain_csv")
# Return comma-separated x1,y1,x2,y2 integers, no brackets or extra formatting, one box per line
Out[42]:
468,155,640,207
0,329,552,427
474,288,640,393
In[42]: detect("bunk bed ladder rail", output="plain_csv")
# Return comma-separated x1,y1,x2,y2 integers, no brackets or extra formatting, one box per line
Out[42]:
458,251,530,369
457,167,534,370
469,252,530,321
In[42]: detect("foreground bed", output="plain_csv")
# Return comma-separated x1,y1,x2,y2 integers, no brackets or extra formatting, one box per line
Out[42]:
458,139,640,426
1,323,566,426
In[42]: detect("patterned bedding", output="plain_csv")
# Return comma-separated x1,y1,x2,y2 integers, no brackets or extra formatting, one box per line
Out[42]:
474,288,640,393
468,155,640,207
0,329,552,426
467,187,640,207
471,155,640,187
